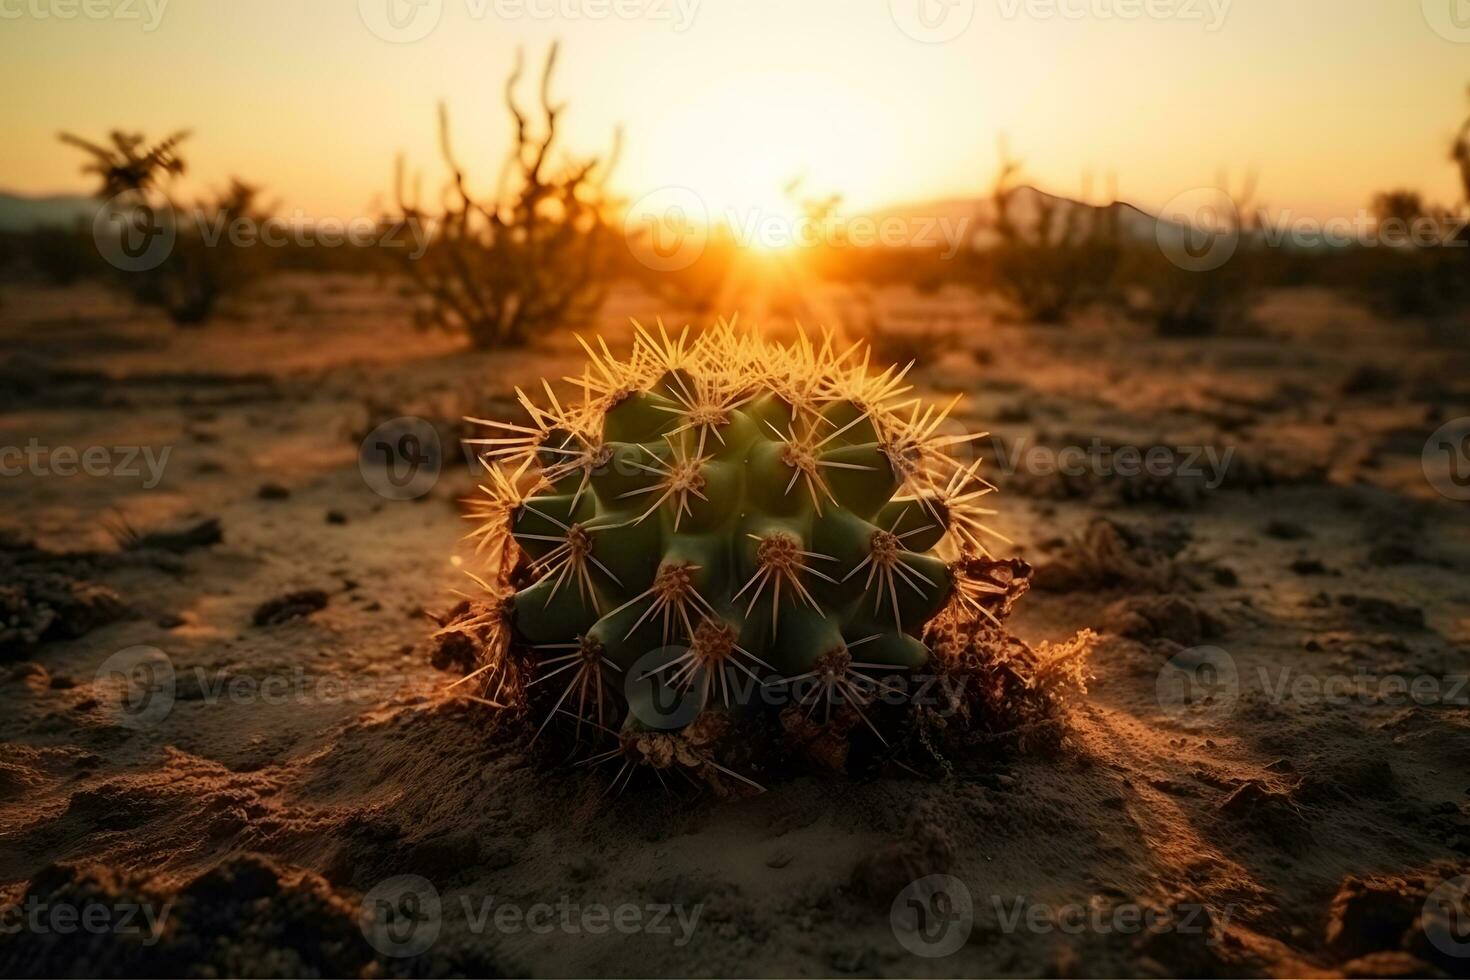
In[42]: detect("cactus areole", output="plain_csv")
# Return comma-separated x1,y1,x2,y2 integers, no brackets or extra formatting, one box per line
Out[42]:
457,320,1006,753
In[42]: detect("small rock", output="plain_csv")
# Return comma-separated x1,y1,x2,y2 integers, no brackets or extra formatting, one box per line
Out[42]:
1368,542,1419,566
1337,594,1425,629
129,517,222,553
258,483,291,500
325,510,348,525
7,662,49,687
849,809,954,906
251,589,329,626
1103,594,1218,646
1265,520,1311,540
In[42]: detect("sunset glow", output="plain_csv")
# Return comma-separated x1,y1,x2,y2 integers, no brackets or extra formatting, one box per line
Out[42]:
3,0,1468,222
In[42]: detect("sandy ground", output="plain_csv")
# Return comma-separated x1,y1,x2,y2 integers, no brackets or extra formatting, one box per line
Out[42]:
1,273,1469,978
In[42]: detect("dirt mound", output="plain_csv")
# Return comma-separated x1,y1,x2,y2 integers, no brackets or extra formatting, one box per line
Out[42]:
0,855,505,978
0,531,128,660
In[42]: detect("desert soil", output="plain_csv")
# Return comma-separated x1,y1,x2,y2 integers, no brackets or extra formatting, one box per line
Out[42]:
1,274,1469,978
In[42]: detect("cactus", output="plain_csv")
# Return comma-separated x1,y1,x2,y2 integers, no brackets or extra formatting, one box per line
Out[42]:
447,321,1012,779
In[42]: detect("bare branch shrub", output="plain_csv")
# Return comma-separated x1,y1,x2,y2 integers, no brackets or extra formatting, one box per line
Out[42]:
392,44,621,348
59,129,271,325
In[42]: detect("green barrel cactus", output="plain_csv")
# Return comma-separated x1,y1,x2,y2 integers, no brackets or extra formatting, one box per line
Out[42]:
452,321,1006,767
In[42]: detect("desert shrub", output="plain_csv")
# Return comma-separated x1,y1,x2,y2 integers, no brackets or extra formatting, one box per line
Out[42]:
59,129,271,324
1357,245,1470,321
1124,175,1262,337
1351,189,1470,321
391,44,620,349
1454,85,1470,207
1,226,102,285
138,179,274,324
977,150,1122,324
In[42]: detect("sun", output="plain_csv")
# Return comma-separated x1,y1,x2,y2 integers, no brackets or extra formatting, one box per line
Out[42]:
623,70,893,250
717,188,815,252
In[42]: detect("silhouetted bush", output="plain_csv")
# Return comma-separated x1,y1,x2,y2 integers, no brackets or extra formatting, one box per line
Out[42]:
390,44,620,348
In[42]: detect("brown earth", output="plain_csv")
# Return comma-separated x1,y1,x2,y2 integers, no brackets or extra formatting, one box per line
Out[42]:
1,274,1469,977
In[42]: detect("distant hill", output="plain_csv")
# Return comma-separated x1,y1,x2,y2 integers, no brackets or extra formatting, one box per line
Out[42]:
0,190,96,232
868,185,1161,249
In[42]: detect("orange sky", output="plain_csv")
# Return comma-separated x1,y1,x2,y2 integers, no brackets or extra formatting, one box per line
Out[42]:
2,0,1468,221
